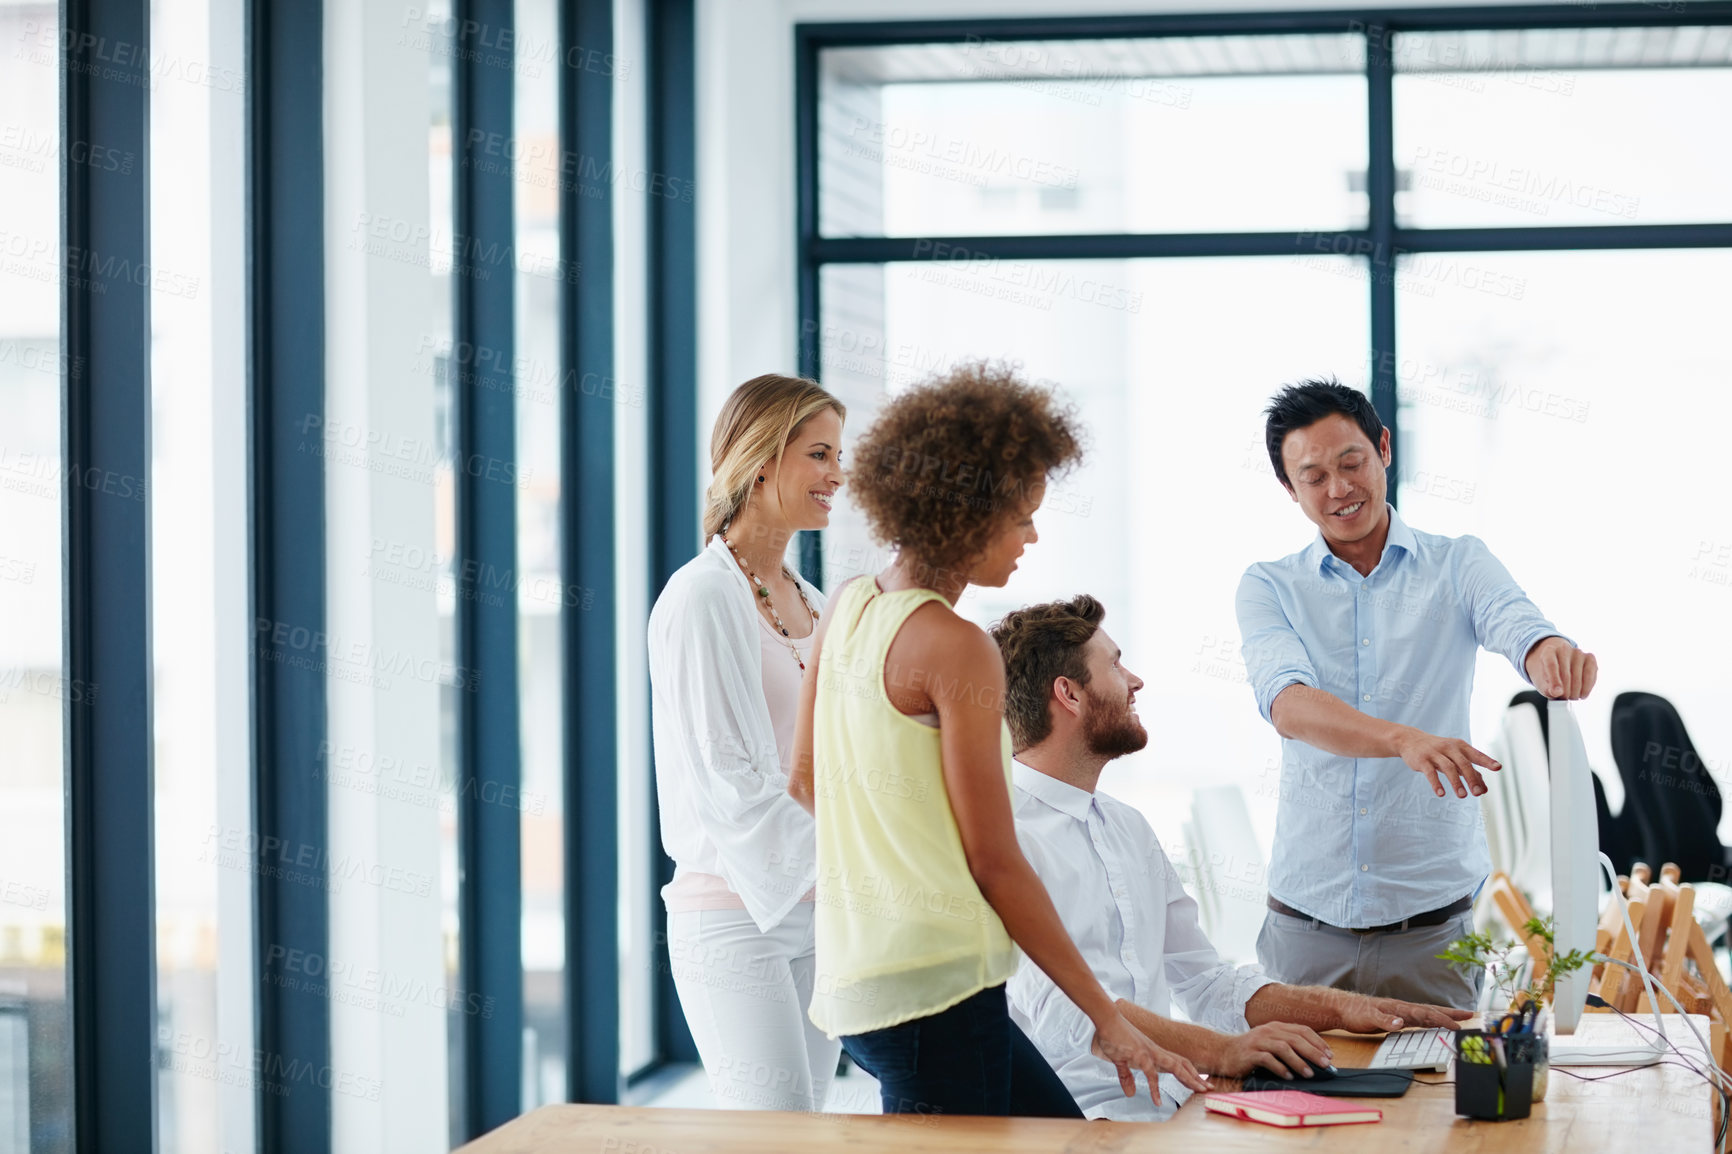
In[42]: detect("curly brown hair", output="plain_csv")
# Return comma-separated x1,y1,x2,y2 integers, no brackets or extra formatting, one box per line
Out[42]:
849,362,1084,575
989,595,1105,750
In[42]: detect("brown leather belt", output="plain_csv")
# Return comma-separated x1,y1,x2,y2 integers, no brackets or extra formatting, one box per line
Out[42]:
1266,893,1473,935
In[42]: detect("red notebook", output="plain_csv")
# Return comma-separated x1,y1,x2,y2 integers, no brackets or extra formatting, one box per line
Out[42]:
1204,1089,1383,1128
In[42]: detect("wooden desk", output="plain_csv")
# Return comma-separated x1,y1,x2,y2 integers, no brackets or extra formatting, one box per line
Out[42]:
456,1016,1715,1153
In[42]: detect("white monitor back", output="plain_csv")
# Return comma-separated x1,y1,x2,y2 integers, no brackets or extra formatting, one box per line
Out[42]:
1548,700,1600,1035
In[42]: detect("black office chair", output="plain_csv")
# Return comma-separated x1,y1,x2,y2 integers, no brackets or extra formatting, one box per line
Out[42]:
1608,690,1732,884
1509,690,1641,875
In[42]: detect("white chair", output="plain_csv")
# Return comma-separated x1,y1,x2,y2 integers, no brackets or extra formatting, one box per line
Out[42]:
1487,700,1732,948
1480,729,1515,877
1184,786,1268,967
1501,699,1555,913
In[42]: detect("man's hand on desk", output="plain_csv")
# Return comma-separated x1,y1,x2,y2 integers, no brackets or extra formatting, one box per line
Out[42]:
1525,636,1598,701
1332,993,1472,1034
1392,727,1501,799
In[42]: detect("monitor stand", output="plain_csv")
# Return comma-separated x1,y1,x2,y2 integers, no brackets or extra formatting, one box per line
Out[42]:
1549,1014,1665,1067
1550,969,1669,1068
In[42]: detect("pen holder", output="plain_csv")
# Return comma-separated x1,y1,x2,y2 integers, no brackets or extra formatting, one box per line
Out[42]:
1453,1029,1538,1121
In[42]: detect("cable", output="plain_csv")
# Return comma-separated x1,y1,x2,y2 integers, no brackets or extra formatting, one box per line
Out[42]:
1599,994,1731,1152
1614,1003,1731,1152
1589,851,1732,1154
1597,859,1730,1154
1592,853,1672,1050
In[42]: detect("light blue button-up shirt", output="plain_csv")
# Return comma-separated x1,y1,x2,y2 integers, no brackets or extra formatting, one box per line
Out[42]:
1236,506,1562,928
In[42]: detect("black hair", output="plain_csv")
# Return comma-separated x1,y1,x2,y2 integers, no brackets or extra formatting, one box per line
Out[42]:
1263,378,1385,490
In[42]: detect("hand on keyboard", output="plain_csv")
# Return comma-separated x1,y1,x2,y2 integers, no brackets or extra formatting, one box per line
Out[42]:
1337,994,1473,1034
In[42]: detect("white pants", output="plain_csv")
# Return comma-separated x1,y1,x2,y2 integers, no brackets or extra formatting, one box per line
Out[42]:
666,901,840,1111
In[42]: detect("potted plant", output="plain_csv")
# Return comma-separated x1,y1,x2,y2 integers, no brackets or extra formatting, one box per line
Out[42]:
1438,916,1594,1119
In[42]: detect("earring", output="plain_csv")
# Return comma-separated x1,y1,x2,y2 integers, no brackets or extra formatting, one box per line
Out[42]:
758,475,765,483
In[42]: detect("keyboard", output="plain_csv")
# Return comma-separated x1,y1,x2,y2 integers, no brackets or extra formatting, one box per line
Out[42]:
1367,1028,1456,1071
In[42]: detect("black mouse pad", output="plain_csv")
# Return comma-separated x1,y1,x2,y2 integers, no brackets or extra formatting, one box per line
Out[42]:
1240,1065,1414,1097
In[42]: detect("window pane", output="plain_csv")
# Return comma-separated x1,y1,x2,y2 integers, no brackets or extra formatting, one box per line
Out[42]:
820,35,1367,237
818,256,1368,918
514,0,569,1107
1394,30,1732,227
328,2,462,1146
149,0,251,1151
428,5,466,1141
1396,249,1732,830
0,3,71,1151
612,0,657,1080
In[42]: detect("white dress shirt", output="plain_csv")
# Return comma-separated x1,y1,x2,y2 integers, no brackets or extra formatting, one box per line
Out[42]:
1008,761,1275,1121
648,536,825,932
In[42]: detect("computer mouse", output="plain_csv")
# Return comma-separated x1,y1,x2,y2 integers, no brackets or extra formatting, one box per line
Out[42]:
1260,1061,1334,1081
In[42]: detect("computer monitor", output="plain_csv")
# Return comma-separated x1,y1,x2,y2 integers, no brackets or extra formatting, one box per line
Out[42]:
1547,699,1600,1035
1546,699,1665,1064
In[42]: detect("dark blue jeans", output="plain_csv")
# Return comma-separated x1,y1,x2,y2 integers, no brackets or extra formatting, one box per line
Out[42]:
840,985,1084,1119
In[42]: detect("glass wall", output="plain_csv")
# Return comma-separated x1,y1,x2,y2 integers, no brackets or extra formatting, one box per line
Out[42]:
514,0,569,1107
2,0,663,1140
613,0,656,1081
149,0,251,1150
810,22,1732,962
821,255,1367,860
1396,249,1732,829
1388,28,1732,833
821,35,1368,238
0,3,71,1149
816,41,1386,879
426,6,466,1139
1394,30,1732,227
325,0,464,1146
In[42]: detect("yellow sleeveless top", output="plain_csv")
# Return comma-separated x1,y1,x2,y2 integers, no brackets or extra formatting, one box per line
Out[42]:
807,579,1019,1038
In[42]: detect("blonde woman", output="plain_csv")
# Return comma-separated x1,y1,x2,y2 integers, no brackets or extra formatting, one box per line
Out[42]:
648,373,846,1111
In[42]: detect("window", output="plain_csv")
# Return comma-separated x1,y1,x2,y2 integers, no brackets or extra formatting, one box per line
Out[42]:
820,36,1368,237
802,15,1732,941
149,0,252,1150
820,255,1366,853
1394,29,1732,227
514,0,568,1105
1396,248,1732,832
0,3,71,1150
322,0,464,1145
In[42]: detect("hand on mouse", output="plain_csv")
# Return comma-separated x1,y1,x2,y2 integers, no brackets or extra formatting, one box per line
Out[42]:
1210,1023,1334,1080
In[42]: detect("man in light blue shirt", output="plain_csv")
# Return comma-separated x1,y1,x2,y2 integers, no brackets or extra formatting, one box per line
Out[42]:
1238,379,1597,1007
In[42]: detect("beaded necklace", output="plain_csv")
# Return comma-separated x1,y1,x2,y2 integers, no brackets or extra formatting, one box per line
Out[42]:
722,533,820,671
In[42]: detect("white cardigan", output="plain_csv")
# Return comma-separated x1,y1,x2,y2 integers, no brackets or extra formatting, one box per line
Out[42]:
647,535,826,932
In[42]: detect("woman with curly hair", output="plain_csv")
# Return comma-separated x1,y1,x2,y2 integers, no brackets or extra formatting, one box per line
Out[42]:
649,373,846,1111
788,362,1208,1117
